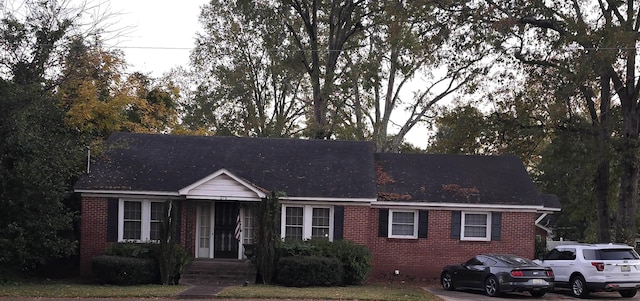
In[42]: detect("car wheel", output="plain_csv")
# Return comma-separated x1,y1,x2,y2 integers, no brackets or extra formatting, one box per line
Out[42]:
441,272,455,291
529,291,546,297
484,275,500,297
619,289,637,298
570,275,589,298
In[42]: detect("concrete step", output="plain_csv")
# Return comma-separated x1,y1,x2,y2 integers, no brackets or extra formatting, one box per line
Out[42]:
180,259,256,286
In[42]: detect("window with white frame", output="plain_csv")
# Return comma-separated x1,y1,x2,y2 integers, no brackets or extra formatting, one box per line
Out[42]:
389,210,418,239
461,211,491,241
150,202,164,241
120,199,165,242
311,208,330,239
243,205,257,245
282,205,333,241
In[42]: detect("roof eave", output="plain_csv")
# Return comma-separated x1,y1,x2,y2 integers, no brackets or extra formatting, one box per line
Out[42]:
77,190,180,197
372,201,557,212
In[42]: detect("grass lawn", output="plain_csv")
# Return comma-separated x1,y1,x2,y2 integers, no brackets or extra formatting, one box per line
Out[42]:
0,280,440,300
219,283,439,301
0,282,187,298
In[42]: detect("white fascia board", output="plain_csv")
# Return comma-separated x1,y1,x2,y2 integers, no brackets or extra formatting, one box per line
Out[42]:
77,190,180,197
184,195,262,201
282,196,377,204
372,201,552,212
178,168,267,198
279,199,372,207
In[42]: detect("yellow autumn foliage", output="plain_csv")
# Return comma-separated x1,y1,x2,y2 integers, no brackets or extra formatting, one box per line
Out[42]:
57,40,178,138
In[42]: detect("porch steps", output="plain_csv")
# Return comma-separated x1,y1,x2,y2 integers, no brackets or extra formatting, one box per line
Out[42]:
180,259,256,286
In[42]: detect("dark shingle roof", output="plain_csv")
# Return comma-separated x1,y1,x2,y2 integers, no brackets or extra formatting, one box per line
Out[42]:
374,153,552,207
540,194,561,209
75,132,378,199
75,132,560,210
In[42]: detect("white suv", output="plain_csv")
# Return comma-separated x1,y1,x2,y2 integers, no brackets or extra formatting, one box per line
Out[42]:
535,244,640,298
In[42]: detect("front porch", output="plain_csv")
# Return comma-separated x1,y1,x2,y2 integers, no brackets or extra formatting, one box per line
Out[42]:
191,201,258,260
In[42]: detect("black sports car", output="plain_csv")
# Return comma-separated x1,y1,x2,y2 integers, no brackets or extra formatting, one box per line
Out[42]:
441,254,555,297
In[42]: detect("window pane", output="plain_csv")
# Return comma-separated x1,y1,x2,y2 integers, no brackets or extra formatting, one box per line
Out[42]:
392,212,414,223
390,211,415,236
464,225,487,237
312,208,330,239
151,202,164,221
150,222,161,240
312,208,330,227
392,224,414,235
465,214,487,226
123,201,141,240
285,207,304,240
124,221,141,240
285,226,303,240
124,201,141,220
286,207,303,225
243,206,257,244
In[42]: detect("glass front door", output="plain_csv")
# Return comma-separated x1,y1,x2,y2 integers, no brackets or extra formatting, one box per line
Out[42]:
197,203,213,258
214,202,239,258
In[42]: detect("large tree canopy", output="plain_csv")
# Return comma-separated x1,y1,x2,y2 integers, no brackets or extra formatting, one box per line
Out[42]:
0,0,87,269
183,0,487,152
0,0,180,272
431,0,640,243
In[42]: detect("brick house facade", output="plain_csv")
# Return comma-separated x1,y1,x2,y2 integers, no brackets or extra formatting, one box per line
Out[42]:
75,132,560,281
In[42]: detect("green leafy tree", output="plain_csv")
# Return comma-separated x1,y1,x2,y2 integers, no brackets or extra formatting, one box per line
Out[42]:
0,1,90,271
341,0,487,152
184,1,305,137
255,191,281,284
0,83,81,269
0,0,143,272
444,0,638,243
427,105,487,155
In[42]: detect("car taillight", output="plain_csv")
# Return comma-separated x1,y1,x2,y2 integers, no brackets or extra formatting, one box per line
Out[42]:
546,270,554,277
511,270,524,277
591,262,605,271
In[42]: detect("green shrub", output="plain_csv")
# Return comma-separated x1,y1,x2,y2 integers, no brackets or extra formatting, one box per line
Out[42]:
276,240,318,257
91,255,158,285
102,242,192,284
321,240,371,285
276,256,343,287
106,242,156,258
276,239,371,285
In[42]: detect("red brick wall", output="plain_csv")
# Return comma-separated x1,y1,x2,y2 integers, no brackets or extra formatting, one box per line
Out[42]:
343,205,373,245
79,197,194,275
343,207,538,282
79,197,111,275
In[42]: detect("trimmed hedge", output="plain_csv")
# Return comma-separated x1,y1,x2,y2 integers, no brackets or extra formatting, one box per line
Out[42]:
276,256,343,287
277,239,371,285
91,242,191,285
91,255,158,285
106,242,155,258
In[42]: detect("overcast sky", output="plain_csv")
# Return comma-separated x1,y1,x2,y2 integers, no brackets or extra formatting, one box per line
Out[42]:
105,0,206,76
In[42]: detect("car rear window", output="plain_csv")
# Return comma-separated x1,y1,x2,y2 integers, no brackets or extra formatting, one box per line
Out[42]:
583,249,640,260
493,255,536,266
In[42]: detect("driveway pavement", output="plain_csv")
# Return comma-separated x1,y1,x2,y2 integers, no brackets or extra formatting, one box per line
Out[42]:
426,287,640,300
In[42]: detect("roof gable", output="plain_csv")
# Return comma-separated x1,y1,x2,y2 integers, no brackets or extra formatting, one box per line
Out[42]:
179,169,266,200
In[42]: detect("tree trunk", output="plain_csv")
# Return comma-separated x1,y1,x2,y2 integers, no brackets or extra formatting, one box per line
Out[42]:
593,74,612,243
615,115,640,245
